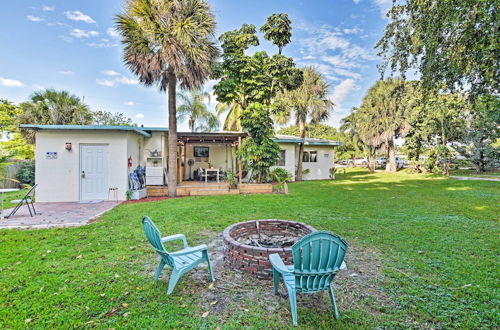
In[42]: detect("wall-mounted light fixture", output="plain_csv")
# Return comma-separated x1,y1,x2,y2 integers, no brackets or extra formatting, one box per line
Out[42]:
65,142,72,151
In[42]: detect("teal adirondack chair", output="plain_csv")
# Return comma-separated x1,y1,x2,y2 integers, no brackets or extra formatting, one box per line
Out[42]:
142,216,215,295
270,231,348,325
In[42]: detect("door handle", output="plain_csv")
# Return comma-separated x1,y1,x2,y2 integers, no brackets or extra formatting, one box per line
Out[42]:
81,171,85,178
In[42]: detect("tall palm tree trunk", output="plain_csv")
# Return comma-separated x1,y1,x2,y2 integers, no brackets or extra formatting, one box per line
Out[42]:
296,119,305,181
167,68,178,197
386,138,397,172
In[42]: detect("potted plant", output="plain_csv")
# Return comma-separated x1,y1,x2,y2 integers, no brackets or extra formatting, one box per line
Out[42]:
226,171,238,189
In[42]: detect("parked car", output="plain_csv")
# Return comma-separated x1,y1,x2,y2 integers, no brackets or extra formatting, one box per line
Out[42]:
395,157,404,169
376,157,387,167
349,158,367,166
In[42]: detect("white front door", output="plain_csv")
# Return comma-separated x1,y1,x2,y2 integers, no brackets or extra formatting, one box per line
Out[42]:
80,144,108,201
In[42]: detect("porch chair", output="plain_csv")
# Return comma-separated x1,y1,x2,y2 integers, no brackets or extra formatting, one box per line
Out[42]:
270,231,348,326
6,184,38,218
142,216,215,295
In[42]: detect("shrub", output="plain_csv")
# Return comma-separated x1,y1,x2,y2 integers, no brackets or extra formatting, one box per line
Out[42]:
269,168,292,185
16,160,35,186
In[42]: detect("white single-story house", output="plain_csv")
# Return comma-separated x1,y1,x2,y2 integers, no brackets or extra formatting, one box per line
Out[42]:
20,125,341,202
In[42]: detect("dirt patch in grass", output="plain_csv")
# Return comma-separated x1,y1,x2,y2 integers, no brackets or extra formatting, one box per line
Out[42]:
144,231,394,323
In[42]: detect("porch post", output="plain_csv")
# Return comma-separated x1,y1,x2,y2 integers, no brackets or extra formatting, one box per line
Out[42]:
237,136,242,184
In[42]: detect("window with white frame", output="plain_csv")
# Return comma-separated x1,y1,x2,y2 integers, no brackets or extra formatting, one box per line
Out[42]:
302,151,318,163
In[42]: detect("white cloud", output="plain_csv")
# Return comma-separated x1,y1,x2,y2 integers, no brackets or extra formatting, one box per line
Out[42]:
102,70,120,76
373,0,393,18
321,55,359,69
0,77,24,87
115,76,138,85
87,41,118,48
64,11,96,24
42,6,55,11
106,28,120,39
353,0,361,3
135,113,145,119
330,79,358,106
333,68,361,79
96,78,115,87
70,29,99,38
58,70,74,75
124,101,135,106
96,73,138,87
343,27,363,34
27,15,44,22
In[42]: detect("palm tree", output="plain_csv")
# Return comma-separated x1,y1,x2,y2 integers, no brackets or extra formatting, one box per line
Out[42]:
18,89,92,143
275,67,333,181
215,101,243,131
177,90,219,132
116,0,218,197
355,79,416,172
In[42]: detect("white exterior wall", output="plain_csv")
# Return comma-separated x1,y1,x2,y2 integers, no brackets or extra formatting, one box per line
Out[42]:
142,132,166,165
298,145,335,180
272,143,296,180
35,130,134,202
183,143,234,179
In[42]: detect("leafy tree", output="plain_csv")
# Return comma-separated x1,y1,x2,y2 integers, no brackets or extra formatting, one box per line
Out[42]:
404,92,468,174
214,15,302,180
177,90,218,132
275,67,333,180
17,89,92,144
116,0,218,197
260,13,292,55
0,99,19,134
453,95,499,173
376,0,499,97
92,110,135,126
0,99,34,160
237,103,280,183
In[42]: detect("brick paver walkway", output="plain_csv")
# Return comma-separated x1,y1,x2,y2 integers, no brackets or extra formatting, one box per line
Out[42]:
0,201,120,229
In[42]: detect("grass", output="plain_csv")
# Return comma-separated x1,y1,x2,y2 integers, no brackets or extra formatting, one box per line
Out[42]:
1,189,29,210
450,169,500,178
0,169,498,328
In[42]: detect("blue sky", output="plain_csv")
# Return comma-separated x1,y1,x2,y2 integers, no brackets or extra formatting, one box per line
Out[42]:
0,0,392,130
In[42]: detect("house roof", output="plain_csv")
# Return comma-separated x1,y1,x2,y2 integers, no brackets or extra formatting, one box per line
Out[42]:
19,125,342,146
20,124,152,137
274,135,342,146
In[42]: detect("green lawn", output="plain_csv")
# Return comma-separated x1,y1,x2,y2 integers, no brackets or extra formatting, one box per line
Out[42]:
1,189,29,210
0,170,498,328
450,169,500,178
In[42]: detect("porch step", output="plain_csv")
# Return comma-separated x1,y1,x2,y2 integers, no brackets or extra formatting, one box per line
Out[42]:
147,186,168,197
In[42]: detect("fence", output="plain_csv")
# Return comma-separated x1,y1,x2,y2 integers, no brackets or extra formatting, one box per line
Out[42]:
0,162,23,189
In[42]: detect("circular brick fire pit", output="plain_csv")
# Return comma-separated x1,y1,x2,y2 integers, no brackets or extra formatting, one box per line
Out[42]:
223,219,316,279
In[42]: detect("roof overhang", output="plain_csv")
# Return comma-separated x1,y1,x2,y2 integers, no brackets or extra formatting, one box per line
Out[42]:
19,124,152,137
273,138,342,146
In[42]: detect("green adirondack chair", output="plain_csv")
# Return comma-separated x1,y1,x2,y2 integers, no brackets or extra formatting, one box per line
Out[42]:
270,231,348,326
142,216,215,295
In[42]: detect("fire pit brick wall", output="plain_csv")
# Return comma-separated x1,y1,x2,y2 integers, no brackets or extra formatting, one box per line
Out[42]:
223,220,316,279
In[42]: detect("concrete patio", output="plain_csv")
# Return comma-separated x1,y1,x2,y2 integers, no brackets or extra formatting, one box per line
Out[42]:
0,201,121,229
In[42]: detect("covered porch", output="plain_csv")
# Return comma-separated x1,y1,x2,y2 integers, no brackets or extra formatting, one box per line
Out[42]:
146,131,275,197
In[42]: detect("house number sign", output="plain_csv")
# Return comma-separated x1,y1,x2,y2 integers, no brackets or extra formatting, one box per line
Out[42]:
46,152,58,160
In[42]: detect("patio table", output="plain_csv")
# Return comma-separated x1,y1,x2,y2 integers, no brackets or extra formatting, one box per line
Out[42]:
205,168,220,183
0,188,19,219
